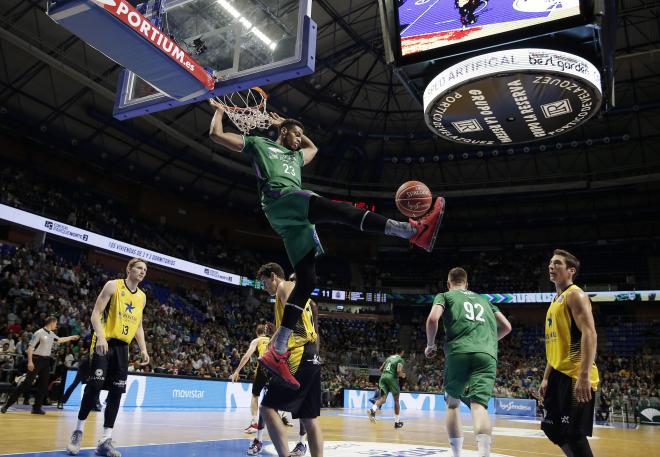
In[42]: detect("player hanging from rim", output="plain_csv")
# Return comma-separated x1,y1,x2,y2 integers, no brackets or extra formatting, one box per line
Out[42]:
209,101,445,389
66,258,150,457
256,262,322,457
425,267,512,457
367,350,406,428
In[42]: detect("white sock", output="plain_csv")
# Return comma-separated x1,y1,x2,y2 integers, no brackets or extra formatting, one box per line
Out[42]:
299,433,306,443
251,416,257,424
475,434,491,457
371,404,378,412
76,419,85,431
449,437,464,457
395,415,400,423
101,427,113,442
256,427,264,441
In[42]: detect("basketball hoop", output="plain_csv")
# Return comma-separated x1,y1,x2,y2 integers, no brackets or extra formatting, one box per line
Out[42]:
214,87,271,134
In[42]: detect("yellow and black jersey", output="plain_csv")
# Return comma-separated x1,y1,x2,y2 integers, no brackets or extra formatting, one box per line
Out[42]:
275,293,317,374
92,279,145,348
274,295,317,349
256,336,270,358
545,284,599,390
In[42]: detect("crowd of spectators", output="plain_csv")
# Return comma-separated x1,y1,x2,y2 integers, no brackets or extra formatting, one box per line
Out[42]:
3,164,653,293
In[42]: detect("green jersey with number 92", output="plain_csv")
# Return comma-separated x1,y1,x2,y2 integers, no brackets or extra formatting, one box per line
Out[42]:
433,289,500,359
242,136,304,208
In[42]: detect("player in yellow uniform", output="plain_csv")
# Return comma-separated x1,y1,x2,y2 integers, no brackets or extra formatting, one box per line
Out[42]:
540,250,599,457
66,258,150,457
231,324,271,454
257,262,322,457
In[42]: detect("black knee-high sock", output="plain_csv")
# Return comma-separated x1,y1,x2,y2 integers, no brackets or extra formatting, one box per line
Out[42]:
275,250,317,354
299,420,307,437
78,383,100,421
308,196,414,238
103,389,122,429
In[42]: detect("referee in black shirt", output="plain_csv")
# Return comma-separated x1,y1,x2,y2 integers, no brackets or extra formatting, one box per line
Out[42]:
2,316,79,414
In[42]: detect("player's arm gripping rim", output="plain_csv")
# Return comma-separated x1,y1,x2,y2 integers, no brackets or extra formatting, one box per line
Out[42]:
231,337,260,382
208,100,244,152
566,289,598,403
90,280,118,356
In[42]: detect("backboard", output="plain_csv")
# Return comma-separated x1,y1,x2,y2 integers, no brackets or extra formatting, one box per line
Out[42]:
114,0,315,119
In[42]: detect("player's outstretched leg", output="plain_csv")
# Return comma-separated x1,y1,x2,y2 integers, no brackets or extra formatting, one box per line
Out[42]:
308,195,445,252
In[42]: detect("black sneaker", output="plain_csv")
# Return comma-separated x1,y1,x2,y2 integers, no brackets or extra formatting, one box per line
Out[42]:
94,403,103,412
31,408,46,415
1,405,7,414
394,421,404,429
367,409,376,422
57,402,64,409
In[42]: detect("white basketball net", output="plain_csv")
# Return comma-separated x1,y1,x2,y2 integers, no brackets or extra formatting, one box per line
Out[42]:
214,87,271,134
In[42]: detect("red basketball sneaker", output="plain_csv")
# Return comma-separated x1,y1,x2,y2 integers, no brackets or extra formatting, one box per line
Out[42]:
258,346,300,390
409,197,445,252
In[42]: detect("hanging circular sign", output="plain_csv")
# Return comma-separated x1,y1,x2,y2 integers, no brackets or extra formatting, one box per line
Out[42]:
423,48,603,145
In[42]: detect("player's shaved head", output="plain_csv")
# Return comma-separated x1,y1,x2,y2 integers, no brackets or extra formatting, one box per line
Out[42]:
447,267,468,286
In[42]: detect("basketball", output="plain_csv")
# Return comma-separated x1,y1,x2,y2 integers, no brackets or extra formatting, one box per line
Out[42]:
395,181,433,218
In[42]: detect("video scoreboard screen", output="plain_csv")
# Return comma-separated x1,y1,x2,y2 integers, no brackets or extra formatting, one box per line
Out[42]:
380,0,591,65
311,288,388,303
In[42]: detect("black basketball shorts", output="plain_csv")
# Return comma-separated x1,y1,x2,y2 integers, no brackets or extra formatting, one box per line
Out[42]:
541,369,595,446
261,343,321,419
88,339,129,393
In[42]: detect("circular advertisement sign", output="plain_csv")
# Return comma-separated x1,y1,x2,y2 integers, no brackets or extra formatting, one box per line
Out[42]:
423,48,603,145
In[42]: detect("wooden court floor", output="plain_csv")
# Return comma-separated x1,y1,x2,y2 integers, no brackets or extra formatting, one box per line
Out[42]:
0,405,657,456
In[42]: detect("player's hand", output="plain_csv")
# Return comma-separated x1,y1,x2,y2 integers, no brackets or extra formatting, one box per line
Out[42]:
230,371,240,383
539,378,549,402
209,98,225,114
424,345,437,358
95,337,108,356
575,374,592,403
72,335,81,341
269,112,285,128
27,361,35,371
139,350,150,366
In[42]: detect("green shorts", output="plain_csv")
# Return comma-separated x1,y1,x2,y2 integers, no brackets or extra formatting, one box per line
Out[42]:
378,374,400,397
444,352,496,407
263,189,325,267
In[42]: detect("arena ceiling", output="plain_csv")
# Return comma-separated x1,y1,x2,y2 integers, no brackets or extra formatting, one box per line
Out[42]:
0,0,659,204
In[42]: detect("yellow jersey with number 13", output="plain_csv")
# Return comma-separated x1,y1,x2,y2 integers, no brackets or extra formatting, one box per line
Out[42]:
95,279,146,345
